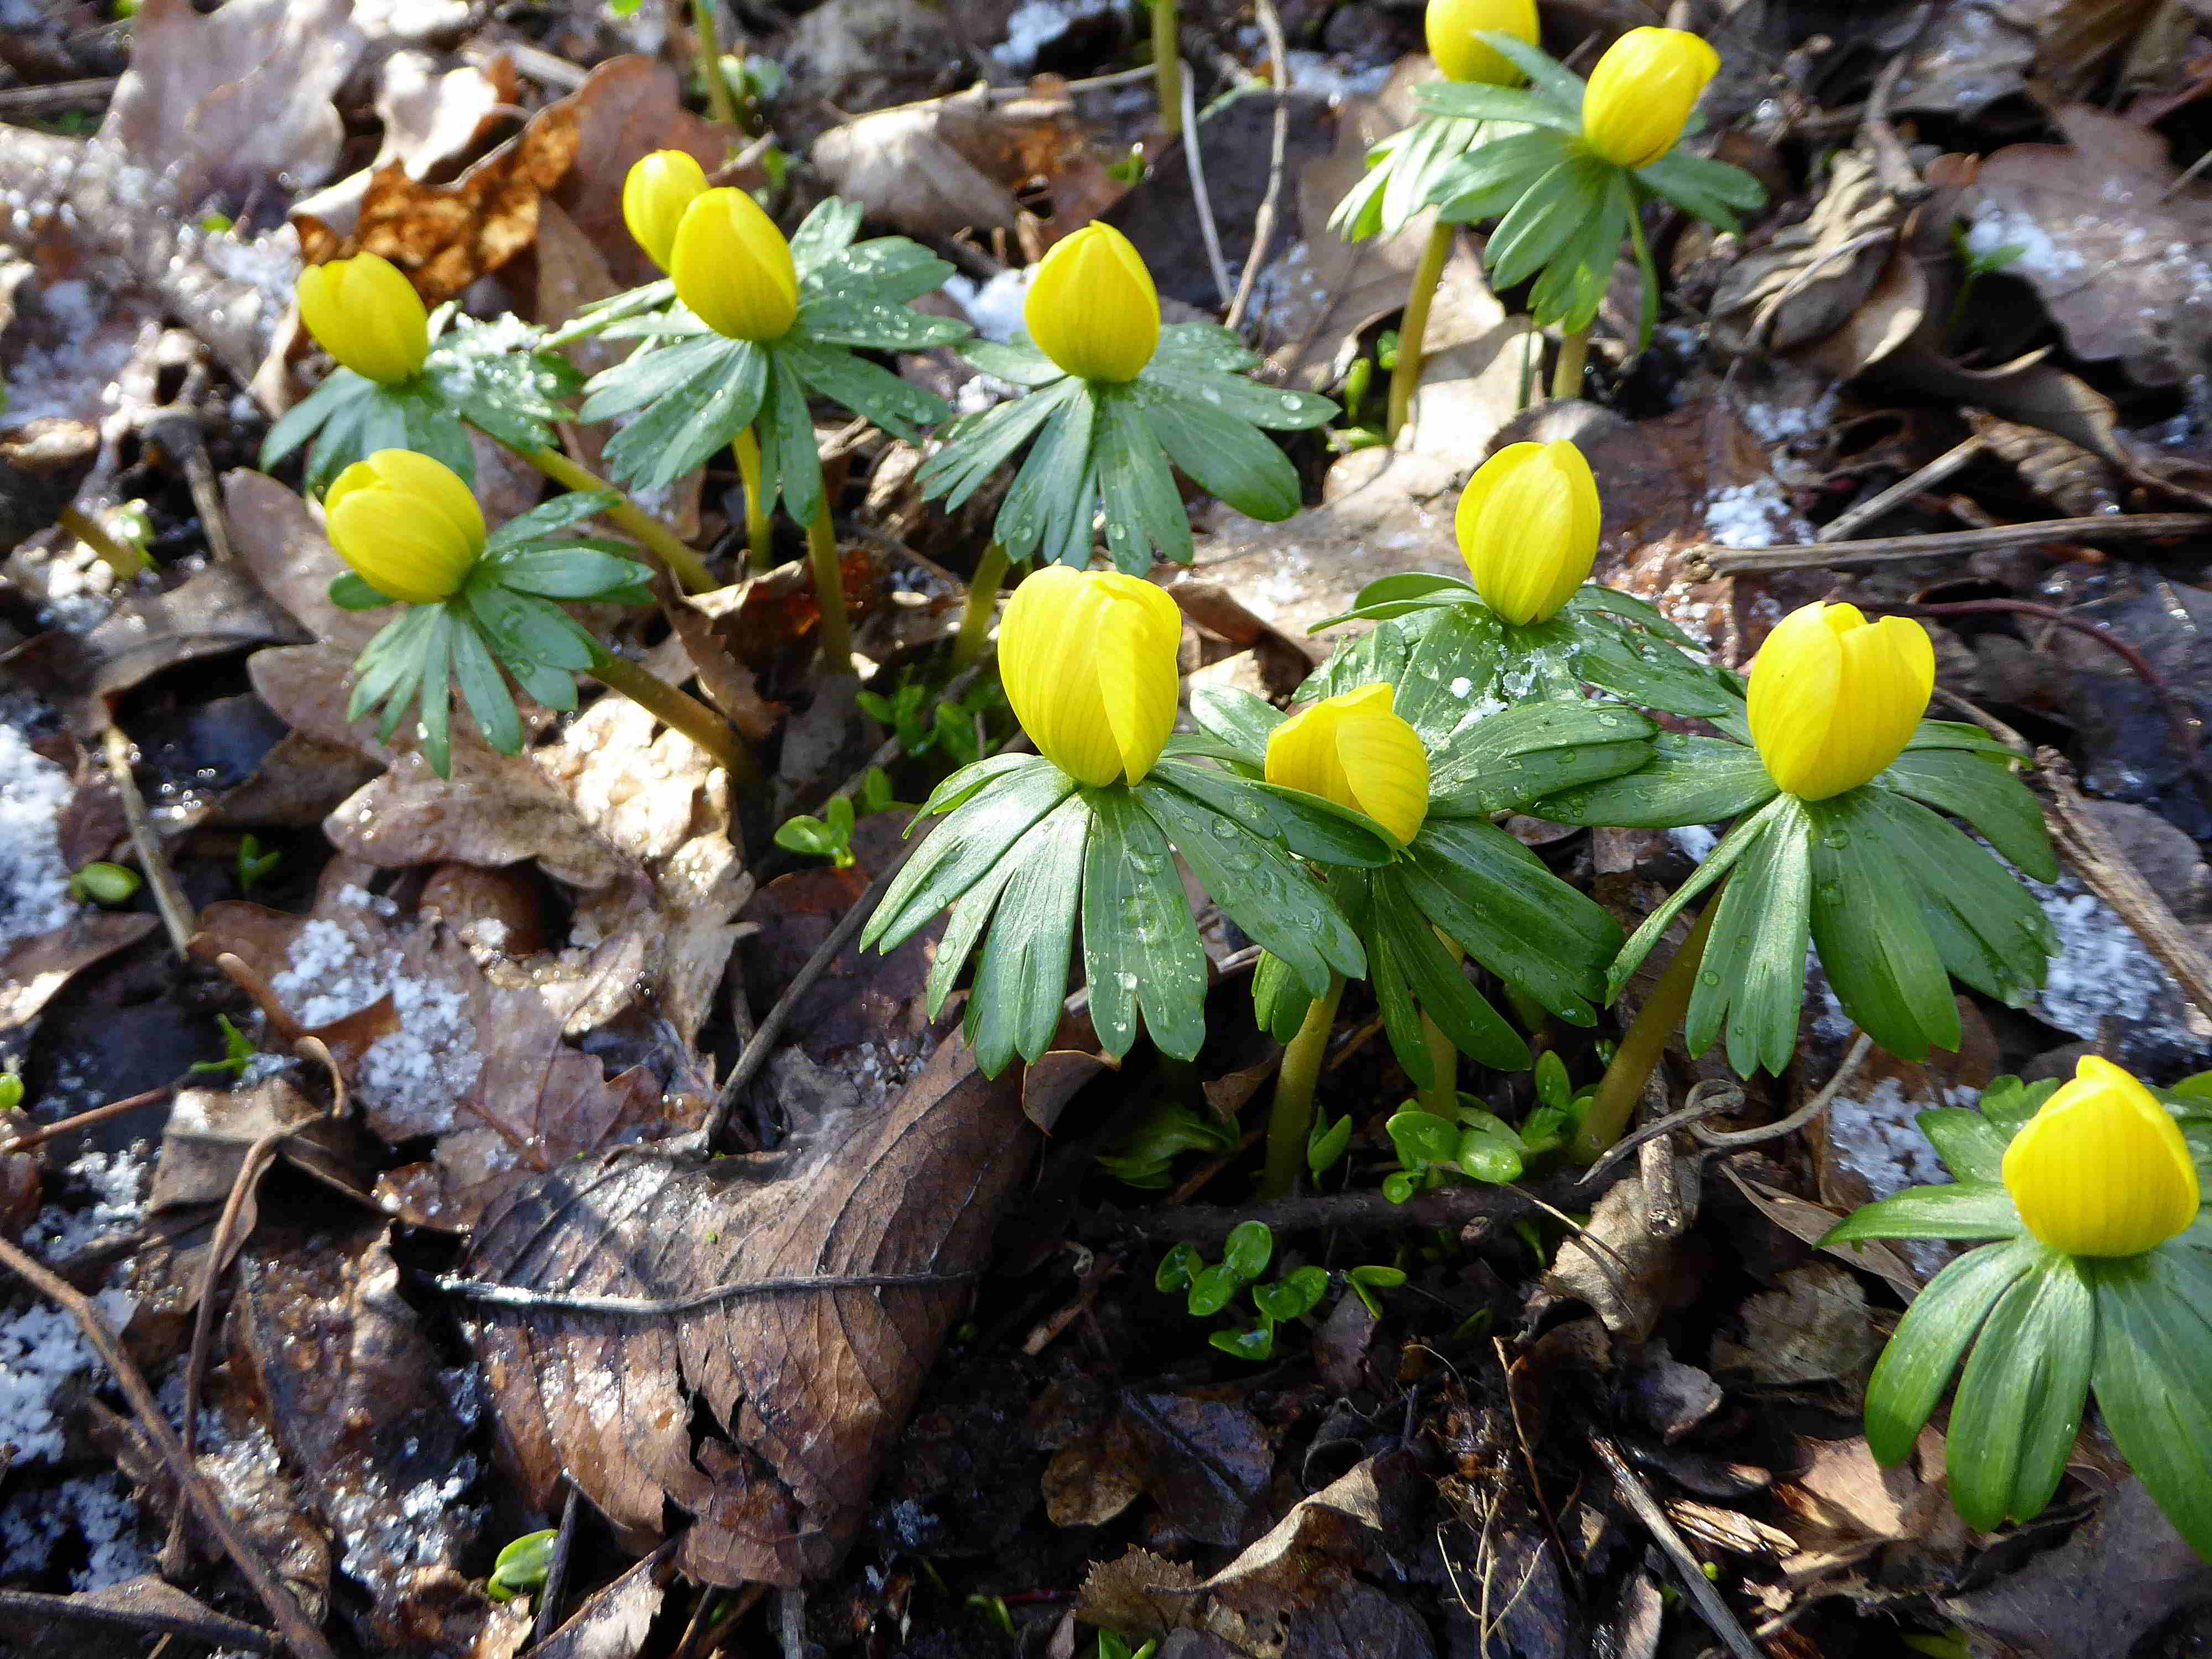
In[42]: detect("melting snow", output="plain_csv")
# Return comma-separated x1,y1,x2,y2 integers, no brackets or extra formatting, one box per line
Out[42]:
943,265,1037,343
1702,479,1811,550
0,713,77,948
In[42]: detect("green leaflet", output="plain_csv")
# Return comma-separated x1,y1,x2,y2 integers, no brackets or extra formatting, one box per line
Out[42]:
1607,792,1792,994
1946,1252,2094,1531
1806,792,1964,1062
1083,790,1208,1062
1861,1239,2041,1465
863,759,1076,953
1820,1181,2025,1245
1427,699,1655,816
1683,794,1813,1078
966,792,1092,1073
1531,732,1778,829
2088,1250,2212,1558
1879,746,2058,883
1401,819,1618,1024
1368,866,1529,1076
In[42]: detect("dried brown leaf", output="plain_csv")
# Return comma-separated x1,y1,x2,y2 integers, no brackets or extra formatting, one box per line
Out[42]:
812,87,1099,240
1710,1261,1878,1386
460,1032,1039,1585
1711,148,1904,357
0,912,157,1035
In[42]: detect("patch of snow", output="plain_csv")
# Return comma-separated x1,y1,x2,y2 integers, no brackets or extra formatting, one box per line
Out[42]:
989,0,1117,72
0,1470,152,1589
0,1288,133,1467
1282,50,1392,102
943,265,1038,343
1669,824,1719,863
25,1146,149,1265
2030,874,2212,1066
1702,480,1812,550
1738,382,1838,446
1965,204,2085,286
1,279,135,426
0,716,77,947
270,902,480,1136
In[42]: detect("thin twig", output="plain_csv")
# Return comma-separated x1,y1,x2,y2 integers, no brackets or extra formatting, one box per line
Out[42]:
1591,1437,1767,1659
1692,1033,1873,1149
0,1085,171,1156
1177,61,1234,310
1076,1180,1566,1244
1223,0,1289,332
0,76,119,114
1579,1079,1743,1186
0,1587,273,1653
702,836,924,1146
1815,436,1984,542
2036,749,2212,1029
1693,512,2212,575
102,727,195,957
530,1484,583,1648
0,1234,338,1659
437,1266,978,1316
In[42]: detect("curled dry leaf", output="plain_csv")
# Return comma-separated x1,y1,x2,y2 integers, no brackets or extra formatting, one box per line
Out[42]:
232,1220,490,1656
1773,1431,1963,1584
1964,105,2212,390
1711,147,1905,358
1709,1261,1878,1386
289,50,521,241
0,913,158,1037
812,87,1099,240
458,1032,1039,1586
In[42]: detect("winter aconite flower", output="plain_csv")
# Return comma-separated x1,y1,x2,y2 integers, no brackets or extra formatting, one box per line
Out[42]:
296,253,430,385
1425,0,1538,86
324,449,484,604
670,187,800,341
999,566,1180,786
1747,601,1933,800
1265,684,1431,846
1023,222,1161,383
622,149,709,271
1454,440,1601,625
2002,1056,2200,1258
1580,28,1720,169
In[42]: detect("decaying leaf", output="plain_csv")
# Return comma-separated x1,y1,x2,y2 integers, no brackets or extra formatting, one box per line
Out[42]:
1964,105,2212,389
1711,147,1906,357
1710,1261,1877,1386
1773,1431,1963,1584
232,1220,489,1655
812,86,1101,241
458,1032,1039,1585
289,50,521,241
0,913,158,1036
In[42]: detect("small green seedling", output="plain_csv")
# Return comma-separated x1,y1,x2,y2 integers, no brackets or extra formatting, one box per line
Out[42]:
236,833,283,894
775,794,857,868
1097,1101,1238,1190
1156,1222,1344,1361
0,1071,24,1114
69,862,140,906
486,1528,557,1602
1096,1634,1160,1659
189,1015,261,1077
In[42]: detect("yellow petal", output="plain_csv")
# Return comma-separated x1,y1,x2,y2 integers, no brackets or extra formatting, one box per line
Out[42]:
1001,567,1180,786
297,253,429,384
1747,602,1930,799
1267,682,1431,846
670,188,799,341
1423,0,1538,85
1454,441,1599,625
1581,28,1720,169
2002,1056,2200,1256
1024,223,1160,383
623,149,710,270
322,449,483,604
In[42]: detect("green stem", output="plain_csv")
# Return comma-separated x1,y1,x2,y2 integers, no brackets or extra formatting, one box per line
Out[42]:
515,444,717,594
585,643,760,789
1261,974,1345,1201
1572,897,1719,1162
690,0,742,128
731,427,774,572
1152,0,1182,137
1384,220,1454,442
806,494,856,675
950,541,1011,670
59,504,152,578
1416,930,1465,1117
1550,325,1590,403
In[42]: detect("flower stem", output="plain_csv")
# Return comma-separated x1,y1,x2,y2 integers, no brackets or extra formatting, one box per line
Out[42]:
950,541,1010,670
585,643,759,787
59,504,151,578
1550,325,1590,402
1416,930,1466,1117
1384,220,1454,442
514,444,717,594
806,495,856,675
1572,896,1719,1162
1151,0,1182,137
730,427,774,572
690,0,742,129
1261,974,1345,1201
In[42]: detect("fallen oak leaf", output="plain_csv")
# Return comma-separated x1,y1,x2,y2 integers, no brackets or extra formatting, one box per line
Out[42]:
452,1031,1042,1586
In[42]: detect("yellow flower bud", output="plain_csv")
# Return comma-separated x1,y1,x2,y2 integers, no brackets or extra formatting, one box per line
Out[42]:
324,449,485,605
669,187,799,342
1580,27,1720,169
1423,0,1538,86
622,149,709,271
1265,683,1431,846
999,566,1181,787
1746,602,1933,800
1023,223,1160,383
1453,440,1600,625
296,252,430,385
2001,1057,2200,1258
